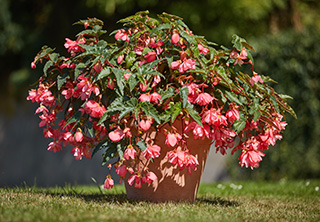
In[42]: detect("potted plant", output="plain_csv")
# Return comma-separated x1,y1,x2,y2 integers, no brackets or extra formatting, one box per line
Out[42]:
27,11,295,202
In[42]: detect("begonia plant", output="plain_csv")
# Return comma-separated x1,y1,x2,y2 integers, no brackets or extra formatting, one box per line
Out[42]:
27,11,296,189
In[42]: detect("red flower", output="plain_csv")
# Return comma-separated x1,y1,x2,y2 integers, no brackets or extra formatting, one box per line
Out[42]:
143,144,161,159
108,128,125,142
195,93,213,106
104,177,114,189
139,119,152,131
145,51,157,63
123,146,136,160
171,33,180,44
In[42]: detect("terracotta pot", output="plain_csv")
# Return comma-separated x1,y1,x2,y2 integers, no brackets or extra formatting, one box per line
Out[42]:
124,120,212,202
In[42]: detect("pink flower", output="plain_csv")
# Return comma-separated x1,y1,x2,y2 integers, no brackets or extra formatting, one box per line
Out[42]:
143,144,161,159
170,60,181,69
108,128,125,142
123,146,136,160
128,174,141,188
179,59,196,73
74,131,84,143
84,100,106,118
239,150,265,169
104,177,114,189
47,141,62,153
202,108,227,126
198,44,209,54
139,93,151,102
31,62,36,69
70,147,83,160
116,165,127,178
165,133,178,147
124,73,132,80
142,171,157,184
184,122,211,140
171,33,180,44
225,106,240,123
139,119,152,131
115,29,130,42
195,93,214,106
64,38,85,56
144,51,157,63
150,92,161,104
117,55,124,64
250,73,264,86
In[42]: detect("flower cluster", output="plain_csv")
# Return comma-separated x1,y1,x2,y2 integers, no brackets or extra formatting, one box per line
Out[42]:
27,11,295,189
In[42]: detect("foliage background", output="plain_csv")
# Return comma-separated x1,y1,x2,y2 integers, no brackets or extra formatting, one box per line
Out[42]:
1,0,319,184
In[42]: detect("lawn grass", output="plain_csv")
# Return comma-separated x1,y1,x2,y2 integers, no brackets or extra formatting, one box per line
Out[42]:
1,180,319,222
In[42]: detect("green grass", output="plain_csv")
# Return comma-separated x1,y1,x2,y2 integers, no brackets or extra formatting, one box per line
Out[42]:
1,180,319,222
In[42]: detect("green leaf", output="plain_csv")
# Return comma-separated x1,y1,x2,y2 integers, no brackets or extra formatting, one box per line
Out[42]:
95,67,111,82
150,23,172,36
179,86,189,108
49,53,59,63
125,51,136,68
186,103,202,126
136,139,147,151
43,60,53,77
171,102,182,123
224,91,243,105
112,68,125,95
57,74,68,90
75,63,86,80
63,111,82,130
102,145,118,165
270,95,280,113
180,30,197,46
160,87,175,102
140,102,161,124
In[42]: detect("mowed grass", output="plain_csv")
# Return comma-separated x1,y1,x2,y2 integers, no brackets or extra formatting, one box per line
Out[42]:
1,180,319,222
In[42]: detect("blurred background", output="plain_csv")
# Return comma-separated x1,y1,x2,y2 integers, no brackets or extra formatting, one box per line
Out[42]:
1,0,319,187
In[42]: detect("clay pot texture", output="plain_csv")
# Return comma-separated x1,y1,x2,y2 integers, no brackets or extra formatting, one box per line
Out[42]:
124,120,212,202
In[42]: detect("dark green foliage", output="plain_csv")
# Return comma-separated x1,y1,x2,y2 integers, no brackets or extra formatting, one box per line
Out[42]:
228,28,320,180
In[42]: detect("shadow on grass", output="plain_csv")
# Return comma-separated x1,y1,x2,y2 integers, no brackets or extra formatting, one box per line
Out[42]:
42,190,239,206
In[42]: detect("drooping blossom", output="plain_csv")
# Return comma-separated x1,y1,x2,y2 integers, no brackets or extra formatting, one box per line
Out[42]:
149,40,163,55
142,172,157,184
144,51,157,63
74,76,100,100
47,141,62,153
165,133,179,147
186,83,199,103
238,149,265,169
150,92,161,104
170,60,181,69
198,44,209,54
250,73,264,86
179,59,196,73
128,174,142,188
64,37,85,56
202,108,227,127
171,33,180,44
194,93,214,106
71,146,91,160
225,106,240,123
74,131,84,143
142,144,161,159
123,145,136,160
117,54,124,64
166,150,199,174
184,122,211,140
230,48,248,65
115,29,130,42
139,119,152,131
116,165,127,178
108,128,125,142
84,100,106,118
104,177,114,189
139,93,151,102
